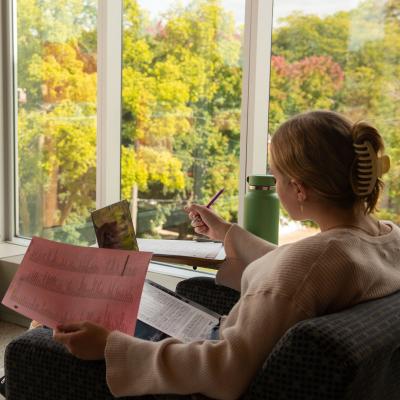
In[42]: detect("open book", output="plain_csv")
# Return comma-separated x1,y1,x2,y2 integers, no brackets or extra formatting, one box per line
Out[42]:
91,200,226,267
1,237,220,341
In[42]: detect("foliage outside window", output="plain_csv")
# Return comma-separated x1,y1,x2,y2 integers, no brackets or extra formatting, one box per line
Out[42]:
15,0,245,245
270,0,400,230
16,0,97,244
121,0,245,240
15,0,399,247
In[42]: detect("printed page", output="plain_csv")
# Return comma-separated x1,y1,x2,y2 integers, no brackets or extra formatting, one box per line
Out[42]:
2,237,152,334
138,238,225,260
138,281,220,343
24,236,148,275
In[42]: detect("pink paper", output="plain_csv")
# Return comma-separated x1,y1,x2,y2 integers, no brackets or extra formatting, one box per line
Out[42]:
2,237,152,334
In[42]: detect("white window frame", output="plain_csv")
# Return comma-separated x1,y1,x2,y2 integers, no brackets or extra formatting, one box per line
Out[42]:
1,0,17,244
0,2,6,242
239,0,273,224
97,0,122,208
0,0,273,260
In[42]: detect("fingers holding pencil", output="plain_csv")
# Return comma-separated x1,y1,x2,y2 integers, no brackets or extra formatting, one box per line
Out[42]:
184,189,231,241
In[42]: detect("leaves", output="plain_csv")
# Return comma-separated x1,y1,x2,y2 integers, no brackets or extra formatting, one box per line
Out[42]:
17,0,400,242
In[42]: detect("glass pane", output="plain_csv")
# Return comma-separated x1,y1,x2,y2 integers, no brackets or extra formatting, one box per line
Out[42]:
15,0,97,245
121,0,245,240
271,0,400,243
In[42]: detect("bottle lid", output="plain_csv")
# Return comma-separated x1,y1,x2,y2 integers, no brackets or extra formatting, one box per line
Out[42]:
247,174,276,187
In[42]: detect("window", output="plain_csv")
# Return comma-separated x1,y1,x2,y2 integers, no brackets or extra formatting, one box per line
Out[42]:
121,0,246,240
14,0,98,245
8,0,267,249
10,1,398,252
270,0,400,242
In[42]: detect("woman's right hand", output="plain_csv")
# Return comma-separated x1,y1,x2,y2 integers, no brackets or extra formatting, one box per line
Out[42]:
184,204,232,242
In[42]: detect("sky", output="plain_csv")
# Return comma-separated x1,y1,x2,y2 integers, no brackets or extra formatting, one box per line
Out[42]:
137,0,363,26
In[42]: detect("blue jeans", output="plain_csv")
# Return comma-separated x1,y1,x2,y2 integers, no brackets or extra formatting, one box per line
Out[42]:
134,320,220,341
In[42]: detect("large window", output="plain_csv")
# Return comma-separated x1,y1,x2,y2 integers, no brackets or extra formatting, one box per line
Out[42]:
121,0,246,240
15,0,98,245
10,0,399,251
270,0,400,242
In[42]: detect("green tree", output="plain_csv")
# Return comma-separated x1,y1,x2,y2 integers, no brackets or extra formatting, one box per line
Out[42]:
270,0,400,221
121,0,243,236
17,0,97,243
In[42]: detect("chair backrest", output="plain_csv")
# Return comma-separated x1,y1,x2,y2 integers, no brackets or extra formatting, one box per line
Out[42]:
244,290,400,400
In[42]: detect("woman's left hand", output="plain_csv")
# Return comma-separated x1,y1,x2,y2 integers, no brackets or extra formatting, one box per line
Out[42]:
53,321,111,360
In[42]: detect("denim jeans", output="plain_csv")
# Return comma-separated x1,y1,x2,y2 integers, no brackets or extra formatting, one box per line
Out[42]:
134,320,220,341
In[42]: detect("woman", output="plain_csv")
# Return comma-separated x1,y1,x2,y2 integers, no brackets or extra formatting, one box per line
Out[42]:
52,110,400,400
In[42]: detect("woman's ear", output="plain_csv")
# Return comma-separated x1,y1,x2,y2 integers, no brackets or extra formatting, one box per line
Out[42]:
290,179,307,202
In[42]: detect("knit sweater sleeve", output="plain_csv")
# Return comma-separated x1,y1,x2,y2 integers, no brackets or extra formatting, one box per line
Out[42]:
215,224,277,290
105,292,308,400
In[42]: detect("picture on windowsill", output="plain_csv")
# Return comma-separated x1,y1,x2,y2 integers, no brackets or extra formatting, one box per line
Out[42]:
91,200,139,251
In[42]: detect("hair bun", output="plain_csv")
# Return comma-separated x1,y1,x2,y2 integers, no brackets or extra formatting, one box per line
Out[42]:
351,121,382,151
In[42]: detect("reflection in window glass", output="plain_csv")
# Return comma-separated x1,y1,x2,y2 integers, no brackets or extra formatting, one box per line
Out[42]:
271,0,400,243
16,0,97,245
121,0,245,240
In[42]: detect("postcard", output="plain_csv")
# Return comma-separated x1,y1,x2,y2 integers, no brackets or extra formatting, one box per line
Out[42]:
91,200,139,251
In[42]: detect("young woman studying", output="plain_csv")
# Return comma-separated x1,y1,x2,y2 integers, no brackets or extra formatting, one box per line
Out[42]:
49,110,400,400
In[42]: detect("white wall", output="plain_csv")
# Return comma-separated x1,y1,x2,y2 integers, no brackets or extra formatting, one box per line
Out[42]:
0,2,6,242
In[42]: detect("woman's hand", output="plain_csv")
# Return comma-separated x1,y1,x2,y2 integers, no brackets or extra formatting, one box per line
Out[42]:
53,321,111,360
185,204,232,242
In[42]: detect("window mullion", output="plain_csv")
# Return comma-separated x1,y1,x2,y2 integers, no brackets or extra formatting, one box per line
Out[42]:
238,0,273,226
1,0,16,242
97,0,122,208
0,1,6,241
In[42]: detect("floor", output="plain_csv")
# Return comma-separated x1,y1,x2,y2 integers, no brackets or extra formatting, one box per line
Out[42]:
0,321,26,399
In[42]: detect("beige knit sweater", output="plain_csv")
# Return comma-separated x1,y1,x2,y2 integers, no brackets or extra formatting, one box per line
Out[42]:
105,222,400,400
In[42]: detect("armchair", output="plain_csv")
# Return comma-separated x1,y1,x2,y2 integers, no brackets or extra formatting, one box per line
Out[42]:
3,277,400,400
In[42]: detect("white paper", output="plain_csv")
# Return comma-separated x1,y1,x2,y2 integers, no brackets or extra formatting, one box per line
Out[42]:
138,281,219,342
137,238,225,260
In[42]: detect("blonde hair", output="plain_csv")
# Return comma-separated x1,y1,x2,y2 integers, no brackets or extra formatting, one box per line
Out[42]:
270,110,386,214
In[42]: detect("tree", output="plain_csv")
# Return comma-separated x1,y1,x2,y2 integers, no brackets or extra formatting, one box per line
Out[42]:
17,0,97,243
270,0,400,220
121,0,243,235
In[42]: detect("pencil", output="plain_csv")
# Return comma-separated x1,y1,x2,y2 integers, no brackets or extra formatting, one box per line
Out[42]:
206,188,224,208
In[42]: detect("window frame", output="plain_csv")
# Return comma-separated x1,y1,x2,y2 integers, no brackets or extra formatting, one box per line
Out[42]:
1,0,16,244
0,0,273,259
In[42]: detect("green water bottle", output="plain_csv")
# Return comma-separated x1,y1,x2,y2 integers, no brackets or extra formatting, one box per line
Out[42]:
243,174,280,244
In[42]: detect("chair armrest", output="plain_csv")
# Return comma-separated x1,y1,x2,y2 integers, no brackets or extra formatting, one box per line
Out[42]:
5,328,206,400
4,328,120,400
175,277,240,315
243,290,400,400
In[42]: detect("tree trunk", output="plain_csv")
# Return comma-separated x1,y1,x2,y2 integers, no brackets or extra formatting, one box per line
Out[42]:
42,137,59,229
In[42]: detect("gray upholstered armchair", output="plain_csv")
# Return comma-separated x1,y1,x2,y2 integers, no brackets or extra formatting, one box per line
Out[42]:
3,277,400,400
